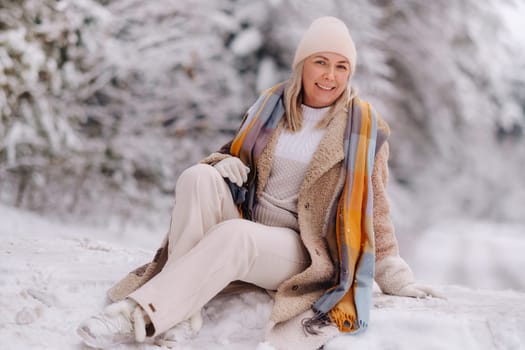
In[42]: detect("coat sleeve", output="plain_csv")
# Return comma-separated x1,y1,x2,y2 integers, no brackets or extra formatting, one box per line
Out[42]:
372,141,416,294
372,141,399,260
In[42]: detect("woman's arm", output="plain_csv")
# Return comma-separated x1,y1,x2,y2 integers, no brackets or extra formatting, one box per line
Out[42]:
372,142,438,297
372,142,400,261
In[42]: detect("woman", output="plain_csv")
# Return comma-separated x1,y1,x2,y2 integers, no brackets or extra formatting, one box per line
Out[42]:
77,16,436,350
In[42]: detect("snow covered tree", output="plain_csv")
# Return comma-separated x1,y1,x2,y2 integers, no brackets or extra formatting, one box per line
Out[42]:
0,0,111,209
372,0,525,225
1,0,523,227
71,0,278,210
0,0,280,219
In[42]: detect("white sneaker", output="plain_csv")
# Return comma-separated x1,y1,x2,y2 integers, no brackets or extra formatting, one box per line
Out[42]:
77,312,135,349
77,299,146,349
154,309,203,348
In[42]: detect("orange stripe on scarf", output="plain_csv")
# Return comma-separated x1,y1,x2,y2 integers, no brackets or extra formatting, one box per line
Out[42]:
329,99,373,332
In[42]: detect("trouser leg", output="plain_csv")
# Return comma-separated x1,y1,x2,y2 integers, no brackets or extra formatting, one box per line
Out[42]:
128,219,309,337
166,163,240,260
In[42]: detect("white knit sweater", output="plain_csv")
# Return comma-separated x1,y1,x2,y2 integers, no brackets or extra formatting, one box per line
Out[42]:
253,105,329,231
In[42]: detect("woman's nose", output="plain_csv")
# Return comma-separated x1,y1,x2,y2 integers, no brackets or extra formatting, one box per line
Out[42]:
323,66,335,80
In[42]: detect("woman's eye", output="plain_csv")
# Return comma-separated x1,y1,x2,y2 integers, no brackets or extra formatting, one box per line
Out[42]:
337,65,348,70
315,60,326,65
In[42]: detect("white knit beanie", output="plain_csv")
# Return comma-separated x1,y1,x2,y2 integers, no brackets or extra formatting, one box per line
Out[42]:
293,16,357,75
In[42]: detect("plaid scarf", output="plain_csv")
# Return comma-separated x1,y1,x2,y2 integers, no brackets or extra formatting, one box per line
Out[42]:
230,82,377,333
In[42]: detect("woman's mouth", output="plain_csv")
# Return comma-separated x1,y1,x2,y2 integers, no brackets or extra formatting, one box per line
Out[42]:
316,83,335,91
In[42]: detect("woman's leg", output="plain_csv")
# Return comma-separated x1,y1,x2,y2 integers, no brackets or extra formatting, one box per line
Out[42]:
128,219,310,337
166,163,240,260
77,164,243,348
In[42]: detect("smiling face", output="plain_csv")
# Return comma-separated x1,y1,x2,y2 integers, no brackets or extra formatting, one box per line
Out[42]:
301,52,351,108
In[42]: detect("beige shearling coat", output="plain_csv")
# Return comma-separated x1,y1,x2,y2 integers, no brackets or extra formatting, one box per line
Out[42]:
107,100,412,349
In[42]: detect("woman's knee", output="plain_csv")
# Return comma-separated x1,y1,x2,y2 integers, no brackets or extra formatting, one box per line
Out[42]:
176,164,221,190
179,163,219,181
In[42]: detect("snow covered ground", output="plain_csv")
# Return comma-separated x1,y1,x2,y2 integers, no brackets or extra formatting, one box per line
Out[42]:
1,203,525,350
409,220,525,292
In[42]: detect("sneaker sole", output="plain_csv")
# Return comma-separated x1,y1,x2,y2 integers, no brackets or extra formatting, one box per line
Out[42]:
77,326,134,349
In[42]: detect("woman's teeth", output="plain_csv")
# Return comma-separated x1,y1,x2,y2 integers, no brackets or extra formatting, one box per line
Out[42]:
316,83,334,91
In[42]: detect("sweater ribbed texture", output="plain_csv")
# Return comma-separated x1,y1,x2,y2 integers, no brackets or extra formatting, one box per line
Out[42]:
254,105,329,231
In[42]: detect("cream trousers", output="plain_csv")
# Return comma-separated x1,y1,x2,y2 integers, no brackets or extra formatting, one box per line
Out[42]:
129,164,310,336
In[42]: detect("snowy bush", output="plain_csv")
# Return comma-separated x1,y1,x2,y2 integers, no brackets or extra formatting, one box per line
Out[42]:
372,0,525,226
0,0,111,208
0,0,280,221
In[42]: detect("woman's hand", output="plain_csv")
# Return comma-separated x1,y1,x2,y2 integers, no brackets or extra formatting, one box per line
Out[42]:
375,256,444,299
213,157,250,187
396,283,443,299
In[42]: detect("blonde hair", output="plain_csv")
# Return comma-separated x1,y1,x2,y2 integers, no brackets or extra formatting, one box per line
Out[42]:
283,60,356,132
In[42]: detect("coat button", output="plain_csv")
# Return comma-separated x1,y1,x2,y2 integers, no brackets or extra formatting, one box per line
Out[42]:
292,285,299,291
304,203,310,209
315,249,320,256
